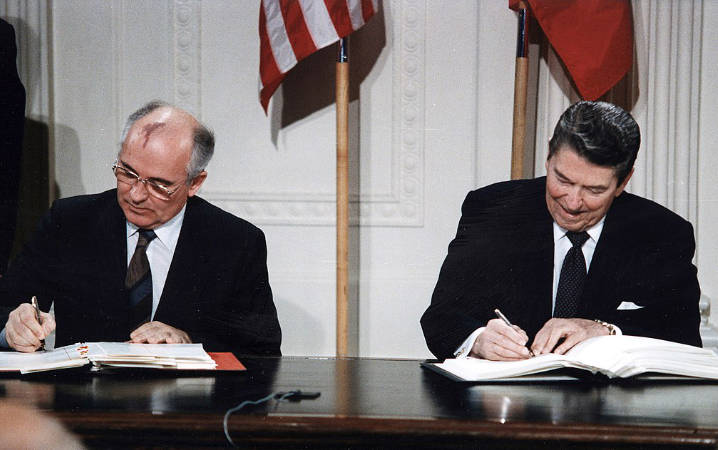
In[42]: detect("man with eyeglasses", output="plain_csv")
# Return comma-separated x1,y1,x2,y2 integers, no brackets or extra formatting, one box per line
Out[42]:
0,100,282,356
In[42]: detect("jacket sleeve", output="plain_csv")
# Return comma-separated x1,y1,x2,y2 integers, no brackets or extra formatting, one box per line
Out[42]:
189,229,282,357
421,190,504,359
0,201,67,321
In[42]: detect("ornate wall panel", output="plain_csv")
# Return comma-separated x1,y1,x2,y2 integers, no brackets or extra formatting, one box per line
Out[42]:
110,0,125,145
202,0,425,227
173,0,201,117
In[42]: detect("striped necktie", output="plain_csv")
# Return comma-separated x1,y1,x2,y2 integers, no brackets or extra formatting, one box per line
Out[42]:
126,229,157,331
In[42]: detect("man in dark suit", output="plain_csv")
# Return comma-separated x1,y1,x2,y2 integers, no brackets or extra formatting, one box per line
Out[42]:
0,101,281,356
421,101,701,361
0,19,26,274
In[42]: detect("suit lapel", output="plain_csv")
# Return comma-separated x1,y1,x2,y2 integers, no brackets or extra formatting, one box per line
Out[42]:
507,179,554,334
155,198,208,320
519,210,554,331
102,200,129,288
83,194,130,335
579,203,625,316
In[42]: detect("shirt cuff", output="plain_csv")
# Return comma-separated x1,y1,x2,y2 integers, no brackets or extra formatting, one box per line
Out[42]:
0,328,8,348
454,327,486,358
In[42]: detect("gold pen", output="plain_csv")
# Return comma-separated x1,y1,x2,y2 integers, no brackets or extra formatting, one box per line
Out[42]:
30,296,46,351
494,308,534,357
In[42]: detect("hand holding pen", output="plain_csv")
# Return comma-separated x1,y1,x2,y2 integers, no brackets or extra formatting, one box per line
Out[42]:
469,309,534,360
4,296,55,352
494,309,535,357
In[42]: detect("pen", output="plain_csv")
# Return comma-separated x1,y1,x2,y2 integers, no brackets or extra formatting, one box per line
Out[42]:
30,296,46,351
494,308,534,357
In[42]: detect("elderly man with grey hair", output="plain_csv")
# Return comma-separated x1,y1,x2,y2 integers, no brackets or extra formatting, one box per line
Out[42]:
0,100,281,356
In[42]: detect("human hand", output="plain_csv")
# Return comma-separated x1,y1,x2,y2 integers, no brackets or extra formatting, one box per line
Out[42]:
5,303,56,352
470,318,532,360
531,318,609,355
129,321,192,344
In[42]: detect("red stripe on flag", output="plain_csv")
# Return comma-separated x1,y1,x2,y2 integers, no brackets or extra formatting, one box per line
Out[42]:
259,4,285,112
260,76,284,112
279,0,318,61
258,0,377,112
324,0,354,37
360,0,375,23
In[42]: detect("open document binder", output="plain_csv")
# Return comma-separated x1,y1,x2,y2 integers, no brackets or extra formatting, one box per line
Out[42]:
423,335,718,382
0,342,243,374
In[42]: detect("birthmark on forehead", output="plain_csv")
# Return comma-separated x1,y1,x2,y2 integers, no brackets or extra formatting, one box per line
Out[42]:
141,122,167,147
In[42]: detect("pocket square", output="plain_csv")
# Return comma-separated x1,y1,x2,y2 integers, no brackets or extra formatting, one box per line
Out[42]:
618,301,643,310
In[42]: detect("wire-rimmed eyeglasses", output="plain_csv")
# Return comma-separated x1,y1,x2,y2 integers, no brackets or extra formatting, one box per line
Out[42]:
112,161,181,200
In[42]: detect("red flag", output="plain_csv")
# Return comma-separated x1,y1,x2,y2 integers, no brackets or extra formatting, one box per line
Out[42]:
259,0,378,112
510,0,633,100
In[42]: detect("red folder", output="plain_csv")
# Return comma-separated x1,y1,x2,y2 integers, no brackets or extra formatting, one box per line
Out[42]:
208,352,246,371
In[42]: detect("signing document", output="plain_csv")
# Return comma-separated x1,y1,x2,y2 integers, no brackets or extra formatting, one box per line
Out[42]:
425,335,718,381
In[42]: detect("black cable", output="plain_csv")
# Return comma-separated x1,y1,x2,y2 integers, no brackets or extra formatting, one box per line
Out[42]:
223,390,319,446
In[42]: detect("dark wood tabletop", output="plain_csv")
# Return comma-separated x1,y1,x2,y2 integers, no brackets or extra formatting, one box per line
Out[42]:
2,356,718,448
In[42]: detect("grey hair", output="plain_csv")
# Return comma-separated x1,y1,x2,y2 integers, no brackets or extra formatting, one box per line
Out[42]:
119,100,215,184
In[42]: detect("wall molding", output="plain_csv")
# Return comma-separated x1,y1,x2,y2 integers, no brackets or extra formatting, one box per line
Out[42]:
173,0,202,118
111,0,125,146
201,0,426,227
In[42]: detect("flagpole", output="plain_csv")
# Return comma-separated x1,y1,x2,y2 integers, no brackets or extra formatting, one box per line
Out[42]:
511,1,529,180
336,37,350,357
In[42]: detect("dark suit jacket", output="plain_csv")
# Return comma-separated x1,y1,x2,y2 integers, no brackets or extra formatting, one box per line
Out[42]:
421,177,701,359
0,189,282,356
0,19,26,273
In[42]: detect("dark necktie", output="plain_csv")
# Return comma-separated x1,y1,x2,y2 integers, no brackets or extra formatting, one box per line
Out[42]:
126,229,157,331
553,231,590,318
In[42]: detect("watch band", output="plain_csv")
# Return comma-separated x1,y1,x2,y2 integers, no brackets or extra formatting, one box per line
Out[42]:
593,319,617,335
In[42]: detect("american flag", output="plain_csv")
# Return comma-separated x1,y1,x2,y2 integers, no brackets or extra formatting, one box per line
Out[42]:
259,0,378,112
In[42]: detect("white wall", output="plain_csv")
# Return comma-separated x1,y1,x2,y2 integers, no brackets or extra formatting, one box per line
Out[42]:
697,0,718,337
6,0,716,357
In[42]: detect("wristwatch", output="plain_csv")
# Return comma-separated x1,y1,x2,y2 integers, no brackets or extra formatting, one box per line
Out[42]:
593,319,617,335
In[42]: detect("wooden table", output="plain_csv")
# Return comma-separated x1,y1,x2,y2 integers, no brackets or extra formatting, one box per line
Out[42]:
2,356,718,448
